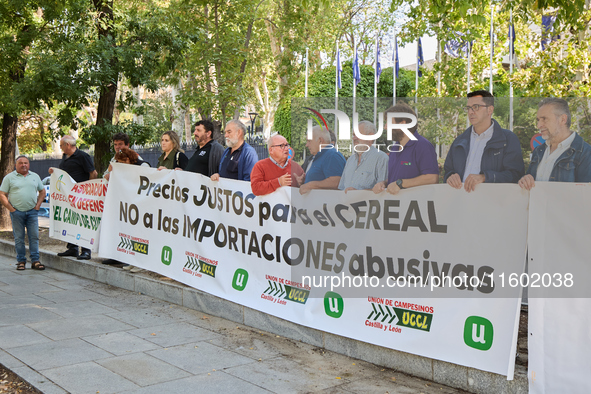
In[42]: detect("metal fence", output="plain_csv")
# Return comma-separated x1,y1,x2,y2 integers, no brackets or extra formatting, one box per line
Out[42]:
28,139,268,179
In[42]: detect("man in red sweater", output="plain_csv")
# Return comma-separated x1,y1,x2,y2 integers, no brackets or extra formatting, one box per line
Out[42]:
251,134,304,196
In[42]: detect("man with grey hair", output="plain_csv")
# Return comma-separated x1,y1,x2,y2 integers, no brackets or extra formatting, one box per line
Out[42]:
299,125,346,194
211,120,258,181
250,134,304,195
338,121,388,192
49,135,97,260
519,98,591,189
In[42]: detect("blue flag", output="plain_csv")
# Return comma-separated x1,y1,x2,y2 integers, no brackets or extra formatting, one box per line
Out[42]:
393,37,399,78
444,32,471,58
353,47,361,86
336,48,342,89
417,38,424,77
508,23,515,54
542,15,559,50
376,41,382,83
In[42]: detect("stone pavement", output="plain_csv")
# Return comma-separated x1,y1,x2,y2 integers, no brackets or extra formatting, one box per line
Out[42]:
0,254,469,394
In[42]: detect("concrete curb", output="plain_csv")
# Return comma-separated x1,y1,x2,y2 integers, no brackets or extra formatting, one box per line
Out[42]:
0,241,527,393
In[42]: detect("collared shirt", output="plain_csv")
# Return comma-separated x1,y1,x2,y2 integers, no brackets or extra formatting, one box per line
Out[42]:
0,171,44,212
338,146,389,190
387,132,439,184
463,122,495,182
535,132,576,182
186,140,213,175
59,149,95,182
219,144,244,180
269,156,289,169
304,145,346,183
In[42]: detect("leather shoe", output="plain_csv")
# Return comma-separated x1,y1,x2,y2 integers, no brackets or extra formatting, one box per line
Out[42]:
77,252,91,260
58,249,78,257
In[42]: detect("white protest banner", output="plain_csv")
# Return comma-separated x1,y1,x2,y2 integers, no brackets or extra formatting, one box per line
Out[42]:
49,168,107,252
99,163,528,377
528,183,591,394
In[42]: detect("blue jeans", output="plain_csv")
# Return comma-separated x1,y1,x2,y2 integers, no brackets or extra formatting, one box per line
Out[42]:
10,209,39,263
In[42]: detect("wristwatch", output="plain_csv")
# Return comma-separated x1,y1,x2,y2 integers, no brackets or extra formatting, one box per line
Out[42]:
395,179,405,189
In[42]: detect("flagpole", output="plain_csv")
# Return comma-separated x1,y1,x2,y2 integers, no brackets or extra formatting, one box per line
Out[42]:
353,45,357,114
467,42,472,128
335,43,338,110
489,4,495,94
305,47,309,98
436,36,441,159
393,34,397,104
374,35,378,126
509,10,514,131
415,40,419,104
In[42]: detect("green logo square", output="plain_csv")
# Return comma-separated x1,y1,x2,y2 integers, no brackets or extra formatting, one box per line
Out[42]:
232,269,249,291
161,246,173,265
324,292,344,318
464,316,494,351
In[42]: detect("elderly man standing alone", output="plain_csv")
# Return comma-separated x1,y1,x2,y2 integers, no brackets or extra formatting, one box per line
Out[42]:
339,121,388,192
251,134,304,196
50,135,97,260
0,156,46,270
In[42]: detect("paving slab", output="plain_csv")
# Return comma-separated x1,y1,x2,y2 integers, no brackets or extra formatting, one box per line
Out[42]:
0,325,52,349
224,356,354,394
127,321,222,347
42,361,140,394
96,352,192,386
147,342,255,374
118,371,271,394
40,299,119,318
0,294,56,309
82,331,162,356
26,314,135,340
0,304,62,326
7,338,112,370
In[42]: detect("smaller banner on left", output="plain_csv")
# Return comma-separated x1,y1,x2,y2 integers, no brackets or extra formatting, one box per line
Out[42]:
49,168,107,252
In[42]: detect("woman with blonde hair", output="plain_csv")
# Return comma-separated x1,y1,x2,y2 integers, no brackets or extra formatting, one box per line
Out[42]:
157,131,188,170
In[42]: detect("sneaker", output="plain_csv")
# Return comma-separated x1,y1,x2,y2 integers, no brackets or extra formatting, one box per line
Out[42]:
130,266,144,273
122,265,134,271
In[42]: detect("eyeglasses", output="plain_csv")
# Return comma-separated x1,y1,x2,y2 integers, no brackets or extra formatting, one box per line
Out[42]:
271,143,290,149
464,104,490,113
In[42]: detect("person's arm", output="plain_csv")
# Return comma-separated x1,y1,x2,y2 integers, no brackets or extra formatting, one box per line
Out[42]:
240,147,258,181
300,176,341,194
386,174,438,195
443,144,457,183
481,132,525,183
574,145,591,183
89,170,98,179
250,163,282,196
35,188,46,210
177,152,189,170
0,191,15,212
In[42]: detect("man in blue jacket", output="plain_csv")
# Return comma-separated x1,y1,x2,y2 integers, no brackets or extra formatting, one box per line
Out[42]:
444,90,524,192
211,120,258,182
519,98,591,189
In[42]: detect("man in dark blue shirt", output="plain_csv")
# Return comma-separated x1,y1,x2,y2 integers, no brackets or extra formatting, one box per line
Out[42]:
211,120,258,181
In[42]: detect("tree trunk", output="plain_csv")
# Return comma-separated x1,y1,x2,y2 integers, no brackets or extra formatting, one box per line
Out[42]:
0,114,18,230
93,0,116,176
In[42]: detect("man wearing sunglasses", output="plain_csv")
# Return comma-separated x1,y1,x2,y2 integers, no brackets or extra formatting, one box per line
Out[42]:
444,90,524,192
250,134,304,196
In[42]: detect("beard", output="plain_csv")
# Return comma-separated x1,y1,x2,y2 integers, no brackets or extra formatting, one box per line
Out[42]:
390,129,406,142
226,137,239,148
